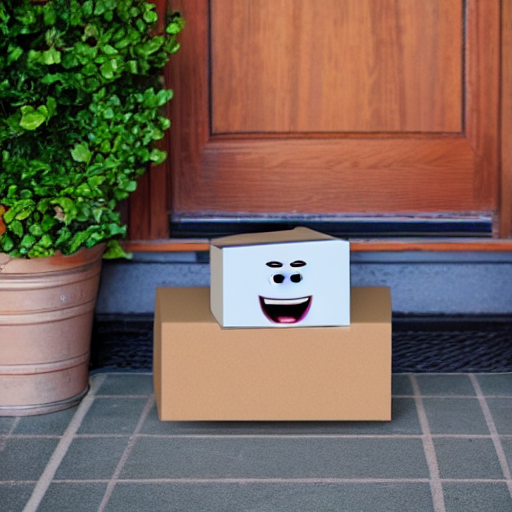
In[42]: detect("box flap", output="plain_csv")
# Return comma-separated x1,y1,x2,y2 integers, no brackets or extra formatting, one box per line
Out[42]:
210,227,338,248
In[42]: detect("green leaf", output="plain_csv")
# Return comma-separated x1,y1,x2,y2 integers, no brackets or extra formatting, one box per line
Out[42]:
143,10,158,24
1,234,14,252
127,60,138,73
139,36,164,57
43,5,57,25
100,60,114,79
100,140,111,152
135,18,146,33
166,17,185,35
102,44,118,55
82,62,97,76
20,234,36,250
94,0,107,16
7,185,17,199
75,182,93,198
103,240,131,259
38,234,53,248
55,227,72,247
71,143,92,165
3,201,35,223
27,50,42,65
114,37,131,49
103,107,114,119
123,180,137,192
83,0,93,17
113,189,129,200
76,41,98,60
107,94,121,106
28,238,55,257
9,220,23,238
83,24,99,40
93,87,107,102
42,47,61,65
92,208,103,223
15,207,34,221
61,53,80,69
67,229,91,254
7,45,23,65
69,2,83,26
41,72,65,84
46,96,57,118
155,88,173,107
159,117,171,130
107,223,126,236
37,199,51,215
76,203,92,222
19,106,48,131
41,214,57,232
149,148,167,164
29,223,43,236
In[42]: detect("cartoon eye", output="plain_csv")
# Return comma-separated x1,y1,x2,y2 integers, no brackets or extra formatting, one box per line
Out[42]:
266,261,283,268
271,274,285,284
290,260,306,267
290,273,303,283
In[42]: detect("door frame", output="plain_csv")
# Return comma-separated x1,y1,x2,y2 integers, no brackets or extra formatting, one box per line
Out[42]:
128,0,512,241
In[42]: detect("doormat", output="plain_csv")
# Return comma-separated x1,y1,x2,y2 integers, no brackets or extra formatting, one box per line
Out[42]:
90,315,512,373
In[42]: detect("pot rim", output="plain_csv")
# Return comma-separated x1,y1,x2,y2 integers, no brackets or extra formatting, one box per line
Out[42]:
0,244,105,275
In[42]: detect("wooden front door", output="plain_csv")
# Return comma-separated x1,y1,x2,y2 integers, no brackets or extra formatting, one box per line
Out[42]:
165,0,500,234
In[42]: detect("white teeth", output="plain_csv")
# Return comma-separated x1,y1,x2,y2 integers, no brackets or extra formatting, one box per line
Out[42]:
263,297,309,306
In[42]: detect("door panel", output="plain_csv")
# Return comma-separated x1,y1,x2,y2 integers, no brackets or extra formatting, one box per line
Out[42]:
169,0,499,220
212,0,463,134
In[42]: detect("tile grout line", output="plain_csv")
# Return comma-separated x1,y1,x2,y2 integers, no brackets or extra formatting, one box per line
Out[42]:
47,477,512,484
469,374,512,499
410,374,446,512
97,393,156,512
67,433,498,440
22,374,108,512
0,417,20,452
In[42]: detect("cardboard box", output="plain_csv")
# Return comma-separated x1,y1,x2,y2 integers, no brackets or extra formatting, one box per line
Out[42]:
210,227,350,327
154,286,391,421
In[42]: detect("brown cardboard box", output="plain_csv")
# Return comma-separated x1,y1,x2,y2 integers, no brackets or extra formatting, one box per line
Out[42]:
154,286,391,421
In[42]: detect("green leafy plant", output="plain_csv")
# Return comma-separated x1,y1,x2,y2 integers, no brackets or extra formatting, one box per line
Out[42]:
0,0,183,258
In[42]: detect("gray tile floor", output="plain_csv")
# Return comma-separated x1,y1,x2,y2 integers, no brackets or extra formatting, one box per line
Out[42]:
1,373,511,512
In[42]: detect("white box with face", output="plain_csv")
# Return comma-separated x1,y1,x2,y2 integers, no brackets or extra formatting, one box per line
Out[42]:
210,228,350,327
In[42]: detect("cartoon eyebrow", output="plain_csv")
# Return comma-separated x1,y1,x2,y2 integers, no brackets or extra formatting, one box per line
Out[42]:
266,261,283,268
290,260,307,267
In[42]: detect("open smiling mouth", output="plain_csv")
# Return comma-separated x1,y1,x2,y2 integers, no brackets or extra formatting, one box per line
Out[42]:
259,296,312,324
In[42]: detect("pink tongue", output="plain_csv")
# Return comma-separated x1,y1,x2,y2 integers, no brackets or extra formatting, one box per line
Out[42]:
277,316,297,323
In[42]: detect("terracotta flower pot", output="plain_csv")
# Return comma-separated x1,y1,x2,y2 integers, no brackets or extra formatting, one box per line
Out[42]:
0,244,104,416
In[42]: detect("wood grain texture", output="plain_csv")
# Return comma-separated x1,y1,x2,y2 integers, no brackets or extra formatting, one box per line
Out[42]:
146,0,170,239
211,0,462,134
194,136,478,213
170,0,500,230
122,238,512,253
465,0,500,210
168,0,210,221
128,172,151,240
501,0,512,237
127,0,170,240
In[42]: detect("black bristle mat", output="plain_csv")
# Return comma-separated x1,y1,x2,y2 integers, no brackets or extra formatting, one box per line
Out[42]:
90,315,512,373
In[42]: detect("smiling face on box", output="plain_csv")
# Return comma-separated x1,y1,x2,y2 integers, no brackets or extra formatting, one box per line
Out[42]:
213,237,350,328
